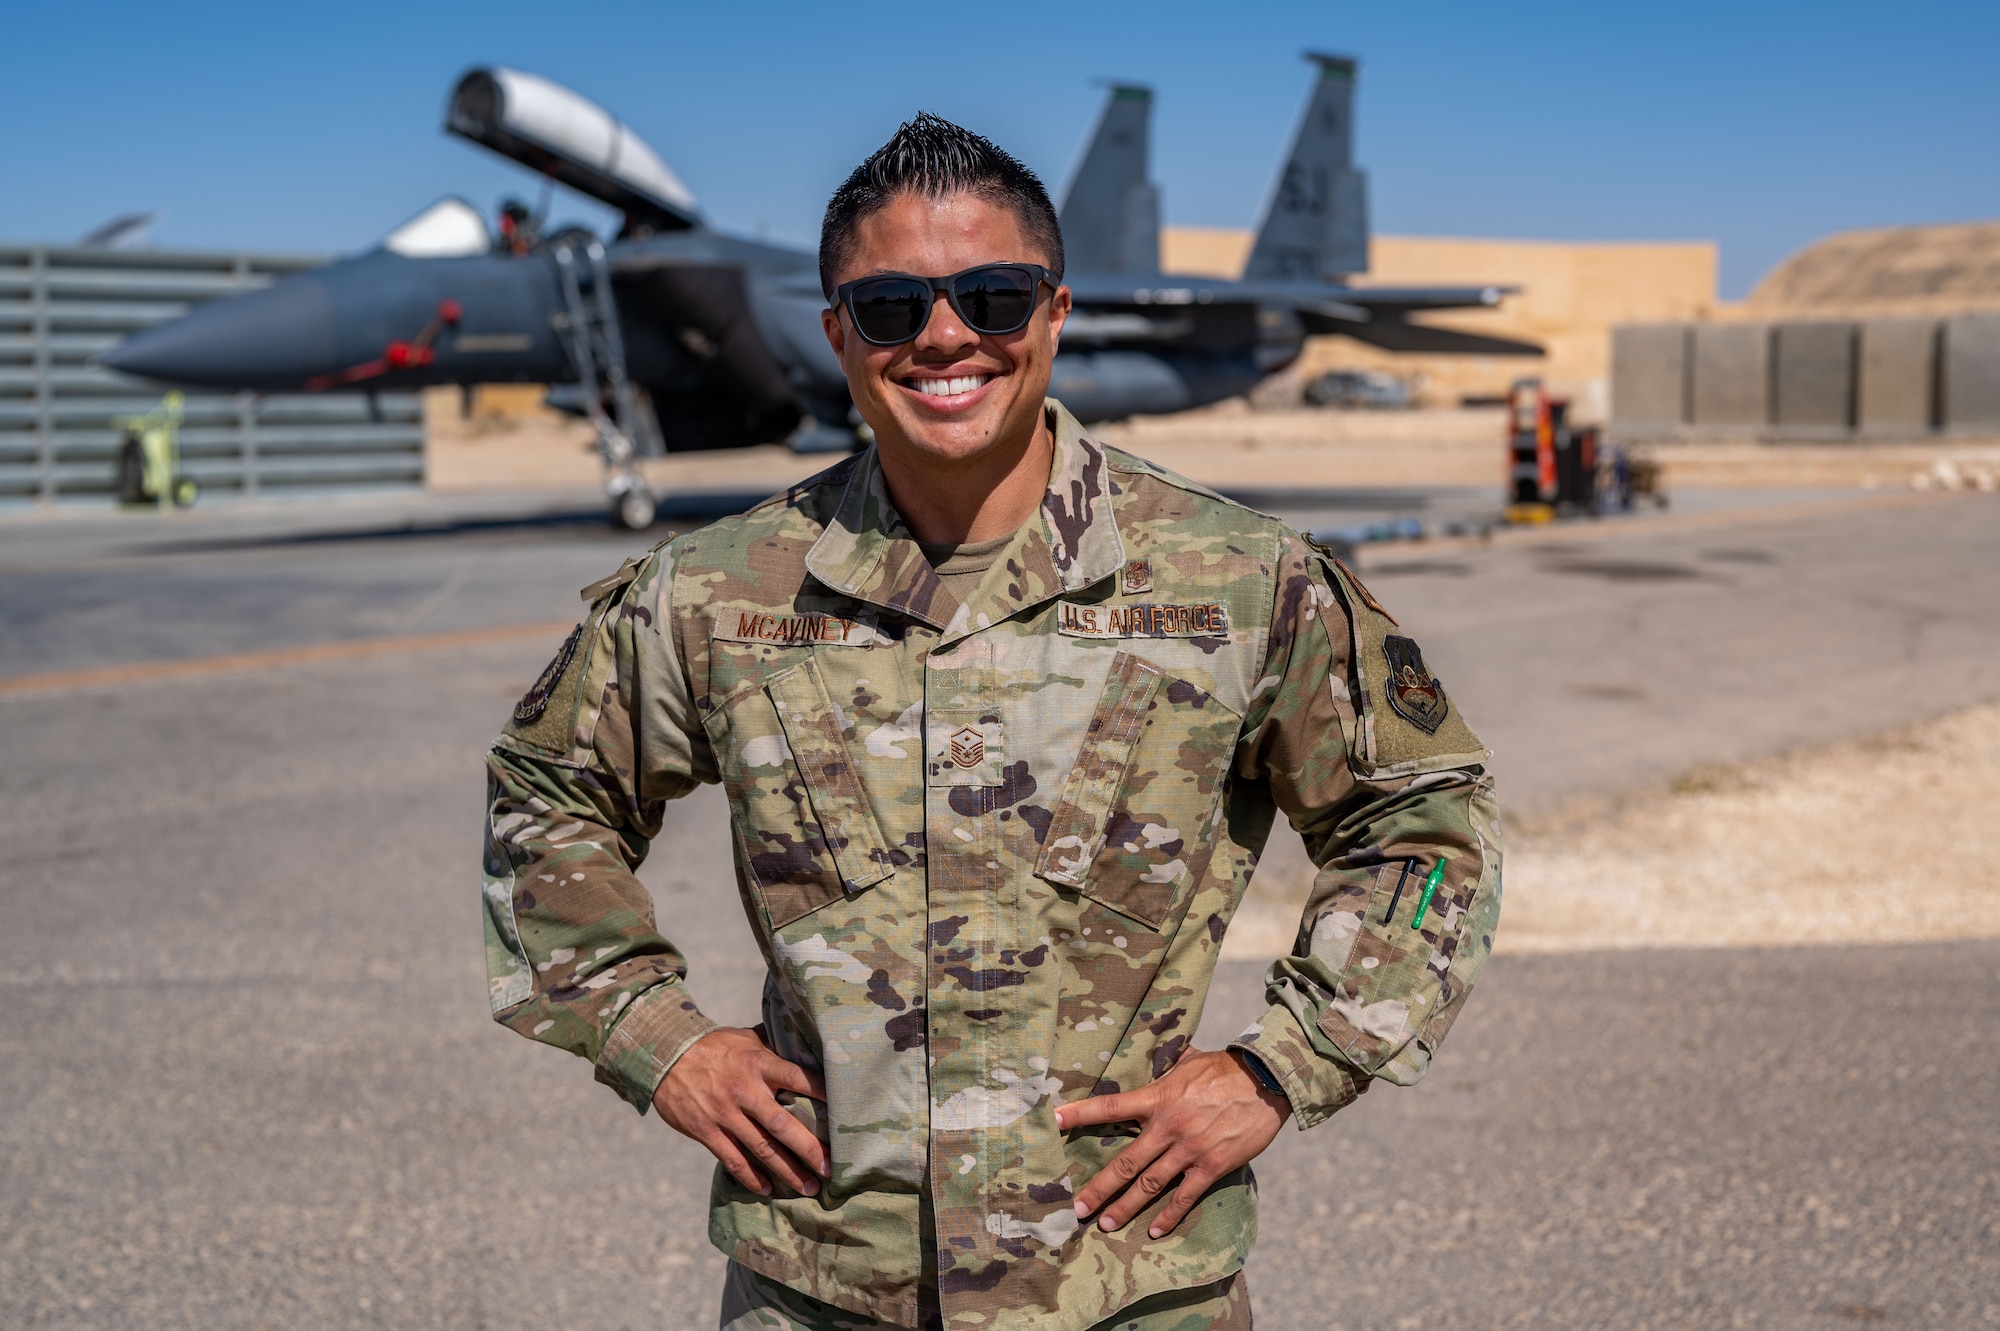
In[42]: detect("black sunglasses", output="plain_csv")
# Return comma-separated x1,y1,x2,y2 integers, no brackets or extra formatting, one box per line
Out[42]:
832,263,1056,346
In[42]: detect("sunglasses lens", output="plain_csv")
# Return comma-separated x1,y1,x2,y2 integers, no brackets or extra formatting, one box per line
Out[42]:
848,277,933,343
952,267,1039,334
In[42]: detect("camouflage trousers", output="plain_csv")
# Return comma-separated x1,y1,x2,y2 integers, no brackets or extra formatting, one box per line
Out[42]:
719,1262,1252,1331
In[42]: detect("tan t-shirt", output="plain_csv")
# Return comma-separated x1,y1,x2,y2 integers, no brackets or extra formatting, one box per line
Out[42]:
916,530,1016,609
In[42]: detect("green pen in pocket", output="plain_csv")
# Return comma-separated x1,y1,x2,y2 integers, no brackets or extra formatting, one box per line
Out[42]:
1409,858,1448,929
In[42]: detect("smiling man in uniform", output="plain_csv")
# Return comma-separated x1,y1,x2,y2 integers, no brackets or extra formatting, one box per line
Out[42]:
483,113,1501,1331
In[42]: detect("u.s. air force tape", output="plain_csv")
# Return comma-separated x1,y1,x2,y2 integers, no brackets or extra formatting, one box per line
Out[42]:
1057,601,1229,639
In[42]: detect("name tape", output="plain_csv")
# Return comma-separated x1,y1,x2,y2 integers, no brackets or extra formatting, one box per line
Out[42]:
714,611,878,647
1058,601,1230,639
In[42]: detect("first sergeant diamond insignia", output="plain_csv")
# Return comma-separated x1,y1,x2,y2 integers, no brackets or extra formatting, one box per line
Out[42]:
514,623,584,724
948,725,985,769
1380,634,1449,734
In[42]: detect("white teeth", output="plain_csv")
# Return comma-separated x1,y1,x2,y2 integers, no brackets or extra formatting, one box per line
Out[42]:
908,374,992,398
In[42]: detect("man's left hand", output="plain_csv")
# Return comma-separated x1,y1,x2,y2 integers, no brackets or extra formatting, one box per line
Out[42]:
1054,1049,1291,1239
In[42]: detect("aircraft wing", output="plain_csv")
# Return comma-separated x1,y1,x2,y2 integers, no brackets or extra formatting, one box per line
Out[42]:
1065,276,1512,312
1294,285,1539,354
1064,275,1542,355
1315,317,1542,356
1333,285,1515,314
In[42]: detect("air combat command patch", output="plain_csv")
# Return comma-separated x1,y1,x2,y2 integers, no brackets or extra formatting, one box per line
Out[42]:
1381,634,1449,734
514,623,584,724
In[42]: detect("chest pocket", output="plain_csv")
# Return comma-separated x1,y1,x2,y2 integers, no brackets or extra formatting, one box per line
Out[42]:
1034,650,1240,930
706,656,895,930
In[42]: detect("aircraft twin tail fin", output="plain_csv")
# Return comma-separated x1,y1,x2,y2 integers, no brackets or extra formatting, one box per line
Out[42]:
1243,53,1369,283
1057,84,1161,277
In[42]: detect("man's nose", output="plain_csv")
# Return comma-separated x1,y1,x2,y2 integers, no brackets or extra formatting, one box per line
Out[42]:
912,287,975,353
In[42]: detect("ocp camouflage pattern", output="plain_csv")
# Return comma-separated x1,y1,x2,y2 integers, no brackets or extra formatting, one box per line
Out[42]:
483,400,1501,1331
720,1257,1251,1331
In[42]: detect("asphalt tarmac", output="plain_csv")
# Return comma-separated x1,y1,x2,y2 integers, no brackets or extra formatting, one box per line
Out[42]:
2,486,1997,1330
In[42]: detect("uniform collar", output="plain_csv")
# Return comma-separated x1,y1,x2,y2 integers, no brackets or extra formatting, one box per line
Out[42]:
804,398,1126,635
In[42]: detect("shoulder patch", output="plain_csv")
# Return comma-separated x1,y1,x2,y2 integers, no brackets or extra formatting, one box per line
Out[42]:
513,623,584,724
1381,634,1448,734
1318,555,1486,772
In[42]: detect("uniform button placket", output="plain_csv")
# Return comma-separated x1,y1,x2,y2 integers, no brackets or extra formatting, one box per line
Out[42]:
923,648,999,1276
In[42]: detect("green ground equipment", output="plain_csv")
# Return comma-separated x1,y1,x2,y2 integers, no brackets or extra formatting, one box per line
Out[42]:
114,391,199,508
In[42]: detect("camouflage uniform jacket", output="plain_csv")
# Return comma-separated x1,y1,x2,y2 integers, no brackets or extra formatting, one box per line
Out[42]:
483,400,1502,1331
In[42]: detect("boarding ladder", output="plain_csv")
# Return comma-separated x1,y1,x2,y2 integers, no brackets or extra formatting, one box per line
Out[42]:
553,241,655,527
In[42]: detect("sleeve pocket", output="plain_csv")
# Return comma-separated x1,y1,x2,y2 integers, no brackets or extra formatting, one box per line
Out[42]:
1321,555,1488,778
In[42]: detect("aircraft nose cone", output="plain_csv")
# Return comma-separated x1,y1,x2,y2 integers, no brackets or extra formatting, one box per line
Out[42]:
103,276,338,389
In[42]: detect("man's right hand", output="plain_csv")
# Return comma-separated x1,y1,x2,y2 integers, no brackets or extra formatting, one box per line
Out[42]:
652,1026,830,1197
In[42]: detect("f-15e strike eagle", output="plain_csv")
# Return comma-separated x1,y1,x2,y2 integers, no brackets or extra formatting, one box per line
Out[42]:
107,54,1538,528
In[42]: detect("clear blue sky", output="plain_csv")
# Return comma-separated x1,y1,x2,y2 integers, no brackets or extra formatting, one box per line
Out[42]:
6,0,1996,296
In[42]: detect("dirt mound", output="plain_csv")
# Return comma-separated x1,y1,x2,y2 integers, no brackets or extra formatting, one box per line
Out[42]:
1747,219,2000,317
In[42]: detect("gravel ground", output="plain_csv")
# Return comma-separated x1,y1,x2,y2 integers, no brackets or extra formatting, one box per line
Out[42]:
1229,701,2000,959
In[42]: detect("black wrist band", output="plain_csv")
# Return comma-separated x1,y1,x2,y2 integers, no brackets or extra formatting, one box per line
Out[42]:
1235,1049,1286,1099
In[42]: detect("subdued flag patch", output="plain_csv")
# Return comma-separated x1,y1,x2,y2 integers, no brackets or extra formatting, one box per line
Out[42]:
513,623,583,723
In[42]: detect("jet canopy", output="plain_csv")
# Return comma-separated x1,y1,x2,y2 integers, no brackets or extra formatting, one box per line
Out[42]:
380,198,492,258
447,67,701,233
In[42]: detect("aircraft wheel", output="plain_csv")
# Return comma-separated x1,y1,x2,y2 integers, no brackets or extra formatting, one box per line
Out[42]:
612,486,657,531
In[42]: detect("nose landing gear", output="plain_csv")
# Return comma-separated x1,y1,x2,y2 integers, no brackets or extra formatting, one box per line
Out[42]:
607,467,656,531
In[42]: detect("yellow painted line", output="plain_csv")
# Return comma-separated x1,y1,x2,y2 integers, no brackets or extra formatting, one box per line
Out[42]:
0,619,577,699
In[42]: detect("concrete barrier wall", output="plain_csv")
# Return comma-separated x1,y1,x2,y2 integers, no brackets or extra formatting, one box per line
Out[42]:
1771,323,1855,437
1858,319,1937,438
1689,324,1771,432
1613,312,2000,439
1609,325,1688,433
1942,313,2000,435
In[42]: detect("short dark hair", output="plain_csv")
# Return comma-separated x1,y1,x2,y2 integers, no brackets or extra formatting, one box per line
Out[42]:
819,111,1064,301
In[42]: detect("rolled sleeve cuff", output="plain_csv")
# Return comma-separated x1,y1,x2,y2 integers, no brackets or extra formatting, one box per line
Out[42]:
593,981,721,1114
1229,1005,1368,1130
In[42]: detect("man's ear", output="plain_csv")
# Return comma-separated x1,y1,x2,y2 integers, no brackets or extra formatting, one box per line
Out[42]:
821,307,847,360
1046,284,1072,346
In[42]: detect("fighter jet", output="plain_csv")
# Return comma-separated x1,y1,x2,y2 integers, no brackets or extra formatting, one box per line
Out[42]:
106,55,1536,528
1050,55,1540,420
